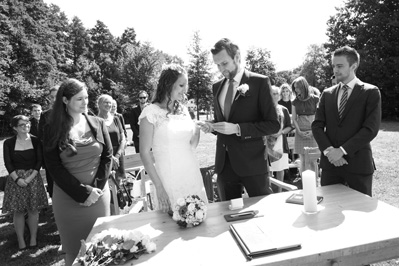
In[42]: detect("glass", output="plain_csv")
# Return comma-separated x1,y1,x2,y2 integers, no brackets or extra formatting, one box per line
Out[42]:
139,97,147,99
18,122,31,127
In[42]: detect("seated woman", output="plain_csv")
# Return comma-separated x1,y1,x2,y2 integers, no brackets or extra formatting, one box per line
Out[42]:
43,78,112,266
2,115,48,250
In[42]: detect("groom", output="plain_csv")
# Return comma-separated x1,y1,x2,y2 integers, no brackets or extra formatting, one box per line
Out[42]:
202,38,280,201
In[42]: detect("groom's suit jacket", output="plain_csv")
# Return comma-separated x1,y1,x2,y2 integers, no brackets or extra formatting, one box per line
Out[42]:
212,69,280,177
312,79,381,175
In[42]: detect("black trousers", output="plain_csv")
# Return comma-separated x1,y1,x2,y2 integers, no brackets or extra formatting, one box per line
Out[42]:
217,152,273,201
321,167,373,197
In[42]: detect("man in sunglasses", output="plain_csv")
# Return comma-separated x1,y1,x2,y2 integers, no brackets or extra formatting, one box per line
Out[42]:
130,90,149,153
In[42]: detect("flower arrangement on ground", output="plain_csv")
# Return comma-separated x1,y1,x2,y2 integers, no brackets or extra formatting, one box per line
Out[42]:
172,195,207,228
76,228,156,266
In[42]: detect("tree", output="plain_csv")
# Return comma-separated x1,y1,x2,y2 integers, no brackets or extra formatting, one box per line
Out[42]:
299,44,330,91
245,47,277,84
325,0,399,118
187,31,213,119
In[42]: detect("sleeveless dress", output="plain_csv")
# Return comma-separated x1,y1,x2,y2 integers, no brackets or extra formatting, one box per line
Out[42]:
52,131,110,258
139,104,208,207
292,95,319,154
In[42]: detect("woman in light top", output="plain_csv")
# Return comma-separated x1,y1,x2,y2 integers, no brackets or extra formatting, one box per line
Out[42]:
139,64,208,212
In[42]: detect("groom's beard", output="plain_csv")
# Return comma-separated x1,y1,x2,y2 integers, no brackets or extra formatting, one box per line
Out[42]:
224,62,239,80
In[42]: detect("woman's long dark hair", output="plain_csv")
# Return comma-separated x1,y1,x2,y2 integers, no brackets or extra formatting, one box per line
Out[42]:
46,78,86,151
152,64,187,115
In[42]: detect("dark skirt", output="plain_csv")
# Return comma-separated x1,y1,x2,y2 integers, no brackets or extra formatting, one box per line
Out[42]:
2,169,48,214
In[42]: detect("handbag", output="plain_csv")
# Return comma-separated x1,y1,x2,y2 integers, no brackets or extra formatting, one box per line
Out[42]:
0,175,7,191
110,173,132,209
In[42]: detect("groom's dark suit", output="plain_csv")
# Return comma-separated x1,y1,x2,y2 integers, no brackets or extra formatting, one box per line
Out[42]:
312,79,381,196
212,69,280,200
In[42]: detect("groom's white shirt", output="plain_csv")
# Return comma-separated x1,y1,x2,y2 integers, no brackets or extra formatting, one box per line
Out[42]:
218,66,244,117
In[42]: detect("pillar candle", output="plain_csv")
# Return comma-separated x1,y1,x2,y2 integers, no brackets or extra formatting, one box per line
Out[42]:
302,170,317,213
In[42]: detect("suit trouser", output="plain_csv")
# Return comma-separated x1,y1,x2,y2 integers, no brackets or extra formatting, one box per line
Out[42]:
217,152,273,201
133,138,140,153
321,167,373,197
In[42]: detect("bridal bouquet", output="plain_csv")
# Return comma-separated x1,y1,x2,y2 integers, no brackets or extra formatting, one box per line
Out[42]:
172,195,207,228
76,228,156,266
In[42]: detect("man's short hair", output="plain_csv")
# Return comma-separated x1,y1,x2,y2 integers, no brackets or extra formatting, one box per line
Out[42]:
138,90,148,98
333,46,360,69
31,104,41,110
210,38,240,59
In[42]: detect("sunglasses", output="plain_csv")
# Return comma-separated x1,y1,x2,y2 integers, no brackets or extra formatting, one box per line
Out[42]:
139,97,147,99
18,122,31,128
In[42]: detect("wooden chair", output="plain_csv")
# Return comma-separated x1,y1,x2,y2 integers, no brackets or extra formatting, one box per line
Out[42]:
124,153,156,212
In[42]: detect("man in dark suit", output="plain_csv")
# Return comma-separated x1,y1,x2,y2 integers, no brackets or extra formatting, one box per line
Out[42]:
130,90,148,153
312,46,381,196
201,38,280,201
38,85,59,198
29,104,42,137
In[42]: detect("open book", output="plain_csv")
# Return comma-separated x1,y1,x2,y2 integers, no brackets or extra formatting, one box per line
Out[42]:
230,219,301,260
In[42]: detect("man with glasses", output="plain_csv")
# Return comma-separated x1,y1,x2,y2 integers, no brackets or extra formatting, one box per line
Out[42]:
130,90,149,153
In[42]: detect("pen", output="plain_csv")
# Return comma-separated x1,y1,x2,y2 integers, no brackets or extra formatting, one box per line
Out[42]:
230,212,254,218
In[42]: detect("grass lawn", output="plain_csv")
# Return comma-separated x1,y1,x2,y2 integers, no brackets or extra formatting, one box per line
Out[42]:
0,121,398,265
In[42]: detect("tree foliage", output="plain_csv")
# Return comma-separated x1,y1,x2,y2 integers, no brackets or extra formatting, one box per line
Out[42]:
299,44,330,91
325,0,399,118
245,47,277,84
0,0,182,135
187,31,213,119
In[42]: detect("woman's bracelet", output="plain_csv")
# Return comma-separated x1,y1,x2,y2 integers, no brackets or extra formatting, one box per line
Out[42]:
14,177,22,183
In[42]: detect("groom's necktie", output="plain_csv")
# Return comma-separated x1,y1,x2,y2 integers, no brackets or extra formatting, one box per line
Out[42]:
224,79,234,120
338,84,349,118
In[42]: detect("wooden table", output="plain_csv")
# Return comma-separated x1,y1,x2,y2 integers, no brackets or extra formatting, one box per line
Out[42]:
75,184,399,266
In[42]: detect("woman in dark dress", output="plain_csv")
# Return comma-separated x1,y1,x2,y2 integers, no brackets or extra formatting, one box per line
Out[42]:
43,79,112,266
2,115,48,250
97,95,126,183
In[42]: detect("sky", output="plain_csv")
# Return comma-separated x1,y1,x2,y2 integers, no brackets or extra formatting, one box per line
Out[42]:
43,0,345,72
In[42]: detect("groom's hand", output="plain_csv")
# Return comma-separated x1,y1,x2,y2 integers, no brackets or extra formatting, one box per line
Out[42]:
212,122,240,135
197,121,214,134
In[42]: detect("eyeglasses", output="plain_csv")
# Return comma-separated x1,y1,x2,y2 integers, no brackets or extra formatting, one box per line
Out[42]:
139,97,147,99
18,122,31,128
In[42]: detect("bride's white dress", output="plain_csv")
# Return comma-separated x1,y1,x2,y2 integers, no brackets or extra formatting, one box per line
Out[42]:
139,104,208,208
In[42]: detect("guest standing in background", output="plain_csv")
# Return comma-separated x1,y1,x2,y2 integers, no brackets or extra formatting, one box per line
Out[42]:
38,85,59,198
312,46,381,196
278,83,293,114
268,86,293,192
130,90,149,153
2,115,48,250
43,79,112,266
97,94,127,183
29,104,42,137
291,76,320,174
111,99,127,139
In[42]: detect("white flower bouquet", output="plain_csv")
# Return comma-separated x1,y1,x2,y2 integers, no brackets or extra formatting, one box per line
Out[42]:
172,195,207,228
236,83,250,100
76,228,156,266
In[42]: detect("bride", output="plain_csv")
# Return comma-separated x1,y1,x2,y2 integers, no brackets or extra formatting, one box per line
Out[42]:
139,64,208,212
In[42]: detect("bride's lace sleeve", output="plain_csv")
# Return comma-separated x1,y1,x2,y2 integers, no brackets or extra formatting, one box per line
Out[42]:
138,104,156,125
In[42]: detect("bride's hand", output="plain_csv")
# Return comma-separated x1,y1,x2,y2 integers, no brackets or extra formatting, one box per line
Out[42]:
155,186,171,212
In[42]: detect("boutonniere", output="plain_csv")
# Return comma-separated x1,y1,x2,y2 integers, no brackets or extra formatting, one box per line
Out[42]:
235,84,250,100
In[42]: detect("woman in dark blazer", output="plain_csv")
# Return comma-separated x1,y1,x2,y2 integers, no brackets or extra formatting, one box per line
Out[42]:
2,115,48,250
43,78,112,266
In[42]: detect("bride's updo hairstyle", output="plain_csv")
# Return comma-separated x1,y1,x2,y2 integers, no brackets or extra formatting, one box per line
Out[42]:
46,78,86,154
152,64,187,116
